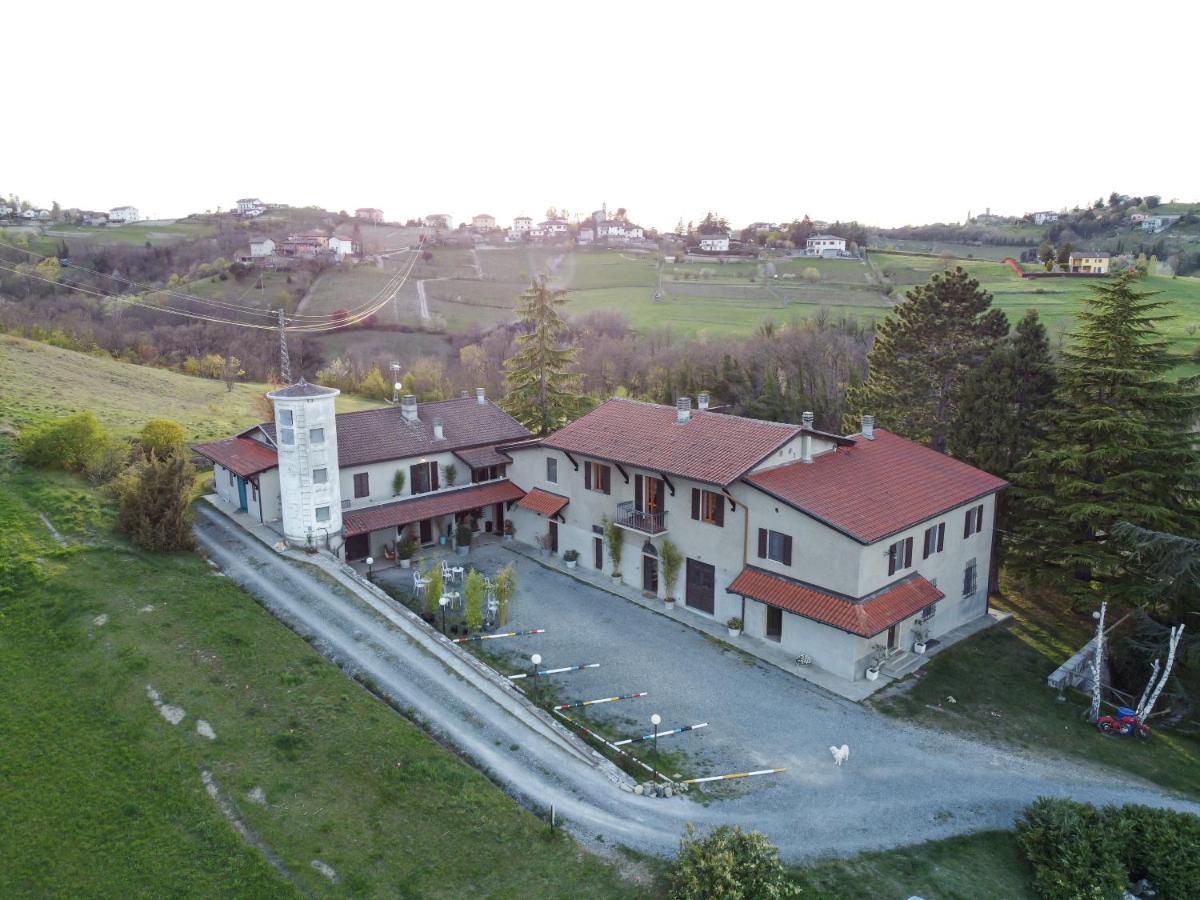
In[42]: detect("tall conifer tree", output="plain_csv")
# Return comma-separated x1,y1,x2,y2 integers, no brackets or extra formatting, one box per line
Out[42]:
845,267,1008,451
502,276,588,435
1009,273,1200,603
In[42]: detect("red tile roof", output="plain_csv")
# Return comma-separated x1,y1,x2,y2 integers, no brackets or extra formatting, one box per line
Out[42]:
517,488,569,517
727,567,943,638
543,398,799,487
454,445,512,469
193,437,278,478
342,480,524,537
258,396,530,468
746,429,1008,544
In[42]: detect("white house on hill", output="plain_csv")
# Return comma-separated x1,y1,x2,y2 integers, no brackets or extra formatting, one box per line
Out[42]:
109,206,139,223
806,234,846,256
698,235,730,252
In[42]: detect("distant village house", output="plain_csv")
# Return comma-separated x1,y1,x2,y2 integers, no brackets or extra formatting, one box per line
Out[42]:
109,206,139,224
806,234,847,256
1067,251,1110,274
356,208,384,224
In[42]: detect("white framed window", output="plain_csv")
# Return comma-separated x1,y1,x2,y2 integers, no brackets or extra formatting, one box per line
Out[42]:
313,468,327,484
315,505,331,522
279,409,294,426
546,457,558,483
310,427,325,444
963,558,978,597
280,427,295,445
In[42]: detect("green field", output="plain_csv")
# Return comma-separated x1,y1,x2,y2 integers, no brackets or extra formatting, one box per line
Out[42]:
47,220,218,246
0,336,379,440
174,269,300,312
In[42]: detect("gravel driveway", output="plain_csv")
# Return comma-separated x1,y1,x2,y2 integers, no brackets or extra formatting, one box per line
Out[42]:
196,509,1200,862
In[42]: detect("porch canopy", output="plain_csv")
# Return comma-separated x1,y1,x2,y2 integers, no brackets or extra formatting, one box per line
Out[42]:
342,480,524,537
516,487,569,518
193,437,278,478
727,567,943,638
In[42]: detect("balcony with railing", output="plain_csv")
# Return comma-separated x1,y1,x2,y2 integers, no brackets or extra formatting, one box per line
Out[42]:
615,500,669,535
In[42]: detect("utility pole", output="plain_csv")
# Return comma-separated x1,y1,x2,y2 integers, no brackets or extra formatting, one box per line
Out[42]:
278,308,291,384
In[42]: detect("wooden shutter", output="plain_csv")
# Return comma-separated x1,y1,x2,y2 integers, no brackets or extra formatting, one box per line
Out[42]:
922,529,932,559
976,505,984,532
431,462,439,491
781,534,793,566
937,522,945,552
757,528,767,559
602,465,611,495
691,488,700,520
584,461,591,490
712,493,724,527
888,543,897,576
904,537,913,568
634,474,643,511
964,508,972,538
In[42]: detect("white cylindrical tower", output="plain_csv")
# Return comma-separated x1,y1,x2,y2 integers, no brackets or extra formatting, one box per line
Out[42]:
267,379,342,548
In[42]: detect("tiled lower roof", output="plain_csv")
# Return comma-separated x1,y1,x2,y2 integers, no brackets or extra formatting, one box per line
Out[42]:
454,445,512,469
517,488,569,517
342,480,524,537
193,437,278,478
726,567,943,638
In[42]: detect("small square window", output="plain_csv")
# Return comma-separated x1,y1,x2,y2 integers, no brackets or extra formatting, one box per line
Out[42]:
279,409,294,426
315,505,330,522
310,427,325,444
280,427,294,445
313,468,328,484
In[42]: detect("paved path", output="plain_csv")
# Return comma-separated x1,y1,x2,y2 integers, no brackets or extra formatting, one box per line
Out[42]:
193,508,1200,862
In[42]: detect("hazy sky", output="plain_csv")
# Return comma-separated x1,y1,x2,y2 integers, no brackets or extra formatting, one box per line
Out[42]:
7,0,1197,230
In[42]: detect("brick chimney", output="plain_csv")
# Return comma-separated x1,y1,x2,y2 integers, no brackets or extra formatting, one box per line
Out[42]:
861,414,874,440
676,396,692,424
401,394,419,423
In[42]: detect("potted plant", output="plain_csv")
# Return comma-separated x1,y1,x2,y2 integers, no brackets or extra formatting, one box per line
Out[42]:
727,617,743,638
502,519,515,542
397,535,418,569
443,463,458,487
660,539,682,608
913,627,928,655
494,563,516,626
602,515,623,583
455,523,472,556
423,564,443,622
563,549,579,570
865,647,885,681
463,569,484,633
392,469,406,496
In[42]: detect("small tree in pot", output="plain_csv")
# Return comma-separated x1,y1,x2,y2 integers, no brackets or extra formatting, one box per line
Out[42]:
601,514,623,582
392,469,406,496
423,563,443,621
661,539,683,606
397,534,418,569
494,563,516,626
563,548,579,569
727,617,743,637
455,522,472,555
443,463,457,487
463,569,484,633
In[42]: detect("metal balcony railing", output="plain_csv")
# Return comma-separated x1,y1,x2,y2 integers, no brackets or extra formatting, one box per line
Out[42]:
615,500,668,535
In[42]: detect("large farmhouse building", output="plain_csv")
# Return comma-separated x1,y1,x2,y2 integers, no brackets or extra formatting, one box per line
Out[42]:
196,388,1003,685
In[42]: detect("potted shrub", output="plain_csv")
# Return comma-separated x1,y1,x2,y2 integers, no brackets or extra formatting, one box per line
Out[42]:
865,647,884,681
602,515,623,583
727,617,743,638
463,569,484,633
423,564,443,623
494,563,516,626
455,523,472,556
392,469,406,496
443,463,458,487
397,535,418,569
660,539,682,608
503,519,515,542
563,549,579,570
912,627,928,655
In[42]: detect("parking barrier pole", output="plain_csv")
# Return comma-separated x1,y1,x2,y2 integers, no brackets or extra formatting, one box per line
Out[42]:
451,628,545,644
551,708,668,782
552,692,647,711
679,768,785,785
613,722,707,746
508,663,599,681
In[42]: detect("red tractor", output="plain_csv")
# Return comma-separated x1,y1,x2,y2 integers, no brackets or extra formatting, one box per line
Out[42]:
1096,707,1150,739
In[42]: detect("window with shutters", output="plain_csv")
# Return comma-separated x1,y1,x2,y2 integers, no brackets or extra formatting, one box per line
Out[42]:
757,528,793,565
353,472,370,499
922,522,946,558
963,558,978,597
546,457,558,484
964,504,985,538
584,461,611,494
692,489,724,526
887,536,914,576
410,461,438,495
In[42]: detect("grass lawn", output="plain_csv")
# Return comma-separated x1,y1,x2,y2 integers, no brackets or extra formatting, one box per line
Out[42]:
300,266,402,319
792,830,1033,899
171,269,299,312
0,336,380,441
47,220,218,246
871,575,1200,799
0,462,644,899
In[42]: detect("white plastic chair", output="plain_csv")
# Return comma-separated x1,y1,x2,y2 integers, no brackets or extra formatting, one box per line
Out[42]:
413,569,430,599
440,560,453,583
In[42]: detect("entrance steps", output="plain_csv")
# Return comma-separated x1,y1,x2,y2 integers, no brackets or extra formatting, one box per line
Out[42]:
881,650,926,679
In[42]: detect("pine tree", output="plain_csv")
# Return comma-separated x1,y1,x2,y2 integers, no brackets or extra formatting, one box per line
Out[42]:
1009,273,1200,604
116,450,196,552
501,276,588,435
845,267,1008,451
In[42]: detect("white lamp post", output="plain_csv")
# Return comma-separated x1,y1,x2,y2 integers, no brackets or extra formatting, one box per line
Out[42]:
365,556,374,580
439,595,450,635
651,713,662,781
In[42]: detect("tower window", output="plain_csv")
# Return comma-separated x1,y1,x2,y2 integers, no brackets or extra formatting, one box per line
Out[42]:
310,427,325,444
279,409,294,426
313,468,327,484
280,428,294,445
315,506,330,522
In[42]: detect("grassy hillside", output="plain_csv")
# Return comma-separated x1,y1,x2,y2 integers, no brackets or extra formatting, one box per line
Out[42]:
0,336,380,441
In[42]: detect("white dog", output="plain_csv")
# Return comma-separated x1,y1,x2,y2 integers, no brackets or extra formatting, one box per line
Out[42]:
830,744,850,766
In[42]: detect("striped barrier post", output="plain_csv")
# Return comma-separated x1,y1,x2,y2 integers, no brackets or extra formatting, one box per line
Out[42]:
550,709,667,782
679,767,785,785
451,628,545,644
552,692,647,711
613,722,708,747
508,663,599,681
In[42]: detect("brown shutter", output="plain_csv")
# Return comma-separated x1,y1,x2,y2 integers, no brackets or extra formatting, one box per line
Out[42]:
431,462,439,491
634,474,643,510
712,493,724,527
937,523,945,552
964,508,972,538
584,461,591,490
602,465,611,494
888,543,897,576
782,534,793,566
757,528,767,558
922,529,931,559
691,488,700,520
904,537,913,568
976,505,984,532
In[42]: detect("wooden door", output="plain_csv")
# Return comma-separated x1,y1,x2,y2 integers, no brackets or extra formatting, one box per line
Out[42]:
593,536,603,570
643,554,658,594
766,607,783,642
685,559,715,614
419,519,433,545
549,521,558,553
887,624,898,652
344,533,369,561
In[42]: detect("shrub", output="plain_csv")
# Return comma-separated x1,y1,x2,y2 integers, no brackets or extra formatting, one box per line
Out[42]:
140,418,184,457
392,469,406,495
493,563,516,626
115,451,196,552
83,436,131,486
463,569,484,631
423,563,443,617
668,824,799,899
397,535,418,560
661,539,683,599
601,515,623,575
455,523,472,547
562,549,579,562
17,412,108,472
